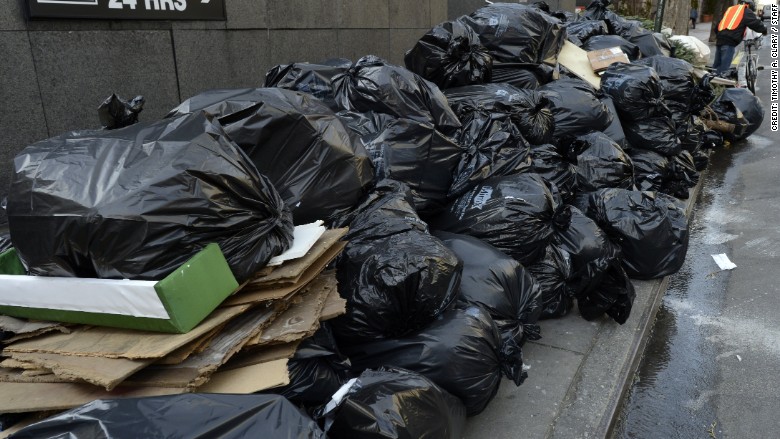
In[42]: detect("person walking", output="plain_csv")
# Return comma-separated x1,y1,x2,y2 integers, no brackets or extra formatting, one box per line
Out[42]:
690,7,698,29
712,0,766,74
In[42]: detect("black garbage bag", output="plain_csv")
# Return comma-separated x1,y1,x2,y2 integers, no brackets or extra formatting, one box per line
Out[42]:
265,324,352,406
628,31,670,58
582,0,611,20
709,88,764,141
568,131,634,192
7,112,293,282
600,96,629,149
10,394,325,439
433,173,570,266
0,414,24,433
332,180,462,343
574,188,689,279
434,232,543,345
553,206,621,296
332,55,461,135
404,20,493,89
461,3,566,65
339,113,463,214
0,229,11,254
98,93,144,130
539,78,613,145
666,150,699,199
264,59,352,109
600,63,667,122
564,20,609,46
630,148,699,198
527,245,574,319
320,367,466,438
444,83,555,145
701,129,724,149
605,14,644,39
529,144,579,201
581,35,640,61
628,149,670,192
577,260,635,323
343,306,525,416
677,116,705,152
634,56,695,107
167,87,374,226
551,207,631,323
490,62,554,89
447,107,533,198
623,116,681,156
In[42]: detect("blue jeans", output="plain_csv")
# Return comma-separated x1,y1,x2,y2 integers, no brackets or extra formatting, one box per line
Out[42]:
713,44,736,74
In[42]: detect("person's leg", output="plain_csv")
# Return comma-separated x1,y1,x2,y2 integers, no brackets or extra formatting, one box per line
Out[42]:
692,17,696,28
719,45,736,73
713,45,724,72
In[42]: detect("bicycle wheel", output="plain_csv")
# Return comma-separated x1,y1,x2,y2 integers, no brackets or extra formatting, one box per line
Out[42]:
746,56,757,94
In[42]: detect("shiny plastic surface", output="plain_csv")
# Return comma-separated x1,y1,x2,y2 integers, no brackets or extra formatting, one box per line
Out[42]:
434,173,569,266
167,87,374,226
405,20,493,89
10,394,325,439
322,367,466,439
435,231,543,345
8,112,293,282
332,180,462,342
344,306,525,416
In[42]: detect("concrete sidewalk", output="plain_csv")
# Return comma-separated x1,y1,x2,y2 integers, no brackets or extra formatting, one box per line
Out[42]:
464,24,715,439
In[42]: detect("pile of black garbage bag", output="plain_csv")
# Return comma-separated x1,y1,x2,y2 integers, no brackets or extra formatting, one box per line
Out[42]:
2,0,767,435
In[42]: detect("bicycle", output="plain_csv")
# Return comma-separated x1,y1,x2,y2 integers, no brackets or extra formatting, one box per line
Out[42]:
733,36,763,94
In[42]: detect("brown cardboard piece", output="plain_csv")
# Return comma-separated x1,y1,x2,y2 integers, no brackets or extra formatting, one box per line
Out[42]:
0,358,40,370
223,240,346,306
197,358,290,394
245,272,335,347
221,341,300,371
0,367,68,384
587,47,630,72
558,40,602,89
320,285,347,321
3,305,251,359
249,228,347,287
122,303,283,389
0,381,185,413
7,352,153,391
155,327,222,366
0,315,70,343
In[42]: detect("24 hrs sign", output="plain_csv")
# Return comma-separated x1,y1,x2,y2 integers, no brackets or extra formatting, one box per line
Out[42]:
27,0,225,20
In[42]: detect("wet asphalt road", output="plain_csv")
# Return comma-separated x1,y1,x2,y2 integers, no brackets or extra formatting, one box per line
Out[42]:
613,35,780,438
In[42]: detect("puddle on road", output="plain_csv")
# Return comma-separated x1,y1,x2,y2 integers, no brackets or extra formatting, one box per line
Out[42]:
611,144,747,439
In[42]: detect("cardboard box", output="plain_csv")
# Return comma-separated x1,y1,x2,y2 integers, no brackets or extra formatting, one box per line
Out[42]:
0,244,239,333
587,47,630,73
558,40,602,89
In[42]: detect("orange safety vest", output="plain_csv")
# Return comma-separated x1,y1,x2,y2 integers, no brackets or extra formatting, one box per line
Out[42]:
718,4,747,31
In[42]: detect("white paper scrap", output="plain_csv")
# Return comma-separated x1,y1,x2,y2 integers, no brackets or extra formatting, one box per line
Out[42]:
267,221,326,266
712,254,737,271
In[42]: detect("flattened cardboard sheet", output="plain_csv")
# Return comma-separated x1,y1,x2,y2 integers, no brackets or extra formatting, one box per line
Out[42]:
245,272,335,347
250,228,347,287
223,241,345,306
8,352,153,391
0,316,70,343
3,305,251,359
198,358,290,394
0,381,185,414
122,303,282,389
320,284,347,321
558,40,602,89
